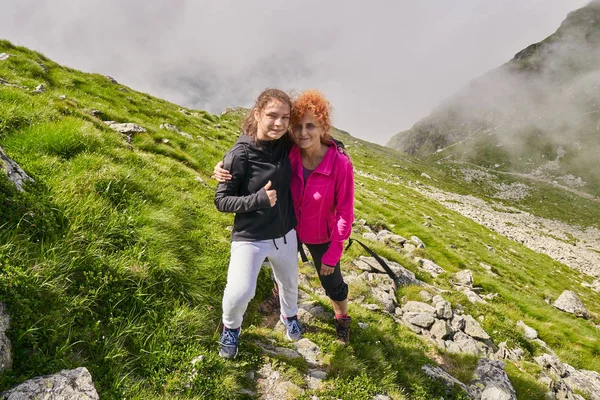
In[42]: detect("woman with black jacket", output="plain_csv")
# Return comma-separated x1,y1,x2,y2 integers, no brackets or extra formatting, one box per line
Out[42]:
214,88,302,359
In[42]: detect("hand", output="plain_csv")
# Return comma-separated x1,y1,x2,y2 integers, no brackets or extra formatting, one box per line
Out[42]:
264,180,277,207
320,263,335,276
338,147,351,161
213,161,232,182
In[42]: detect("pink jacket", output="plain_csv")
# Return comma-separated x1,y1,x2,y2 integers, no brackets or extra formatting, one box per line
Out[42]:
289,142,354,266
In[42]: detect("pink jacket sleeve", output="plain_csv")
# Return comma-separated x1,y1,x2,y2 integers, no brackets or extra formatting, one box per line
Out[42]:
322,158,354,266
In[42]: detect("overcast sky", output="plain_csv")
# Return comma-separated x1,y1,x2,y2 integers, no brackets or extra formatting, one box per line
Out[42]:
0,0,590,144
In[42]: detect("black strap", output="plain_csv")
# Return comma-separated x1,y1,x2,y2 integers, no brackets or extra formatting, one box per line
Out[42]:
297,235,309,263
345,238,403,287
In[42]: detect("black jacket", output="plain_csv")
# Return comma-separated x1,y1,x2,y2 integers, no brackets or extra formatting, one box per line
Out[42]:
215,133,297,241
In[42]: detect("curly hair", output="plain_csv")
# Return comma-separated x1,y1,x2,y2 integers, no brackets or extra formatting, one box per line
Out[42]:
242,88,292,138
291,89,332,142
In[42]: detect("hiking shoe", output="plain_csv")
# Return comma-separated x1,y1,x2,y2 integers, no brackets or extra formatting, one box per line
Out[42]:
280,315,302,341
259,289,280,314
334,316,352,345
219,327,240,359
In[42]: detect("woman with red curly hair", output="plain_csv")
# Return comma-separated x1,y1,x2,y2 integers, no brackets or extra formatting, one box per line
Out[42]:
289,89,354,344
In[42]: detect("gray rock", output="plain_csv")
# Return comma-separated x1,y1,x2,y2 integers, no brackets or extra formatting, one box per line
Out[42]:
430,319,453,340
463,315,491,340
419,290,434,303
415,258,445,278
402,301,435,314
454,270,474,288
467,359,516,400
376,230,407,245
422,365,468,394
107,122,147,135
0,303,11,372
160,123,193,139
257,362,304,400
372,288,396,313
404,312,435,329
105,75,118,84
553,290,589,319
294,338,322,368
33,84,46,93
535,353,600,400
1,367,99,399
516,320,538,340
400,315,424,334
352,256,422,287
463,288,486,304
448,332,484,356
411,236,425,248
59,95,66,100
432,295,453,319
451,314,466,332
362,232,378,241
0,147,34,192
494,342,524,362
307,369,327,390
372,395,393,400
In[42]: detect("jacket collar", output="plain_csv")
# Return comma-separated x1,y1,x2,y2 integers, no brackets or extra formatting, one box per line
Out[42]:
292,140,337,176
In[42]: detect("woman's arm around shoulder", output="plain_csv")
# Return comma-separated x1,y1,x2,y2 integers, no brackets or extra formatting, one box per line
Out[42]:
214,144,271,213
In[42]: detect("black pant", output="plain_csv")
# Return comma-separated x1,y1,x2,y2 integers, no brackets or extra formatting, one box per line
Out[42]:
304,242,348,302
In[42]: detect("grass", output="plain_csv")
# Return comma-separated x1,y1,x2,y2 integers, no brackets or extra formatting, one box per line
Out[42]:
1,39,600,399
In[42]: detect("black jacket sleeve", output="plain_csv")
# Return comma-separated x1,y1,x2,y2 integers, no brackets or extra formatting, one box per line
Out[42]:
214,145,271,213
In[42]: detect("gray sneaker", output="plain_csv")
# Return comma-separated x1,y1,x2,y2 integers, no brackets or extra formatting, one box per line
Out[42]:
219,327,240,359
280,315,302,341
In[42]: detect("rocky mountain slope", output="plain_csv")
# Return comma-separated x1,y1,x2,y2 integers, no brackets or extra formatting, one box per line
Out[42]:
1,39,600,399
387,0,600,198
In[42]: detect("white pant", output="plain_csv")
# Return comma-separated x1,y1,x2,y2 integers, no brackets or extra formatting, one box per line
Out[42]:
222,229,298,329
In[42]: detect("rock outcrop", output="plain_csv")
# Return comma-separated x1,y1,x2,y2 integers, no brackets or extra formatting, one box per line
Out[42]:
0,146,34,191
0,367,99,400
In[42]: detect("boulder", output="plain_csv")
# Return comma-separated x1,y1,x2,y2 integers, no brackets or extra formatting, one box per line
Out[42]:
107,122,147,135
362,232,378,241
415,258,445,278
467,359,517,400
422,365,468,394
463,288,485,304
0,367,99,399
553,290,589,319
454,270,474,288
411,236,425,248
430,319,453,340
432,295,453,320
0,146,34,192
516,320,538,340
403,312,435,329
402,301,435,315
463,315,491,340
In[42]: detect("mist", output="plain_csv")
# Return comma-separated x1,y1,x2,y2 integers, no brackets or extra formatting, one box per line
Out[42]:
0,0,590,144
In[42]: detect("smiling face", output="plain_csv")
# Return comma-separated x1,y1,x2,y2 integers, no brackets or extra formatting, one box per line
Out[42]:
254,100,291,141
292,111,324,151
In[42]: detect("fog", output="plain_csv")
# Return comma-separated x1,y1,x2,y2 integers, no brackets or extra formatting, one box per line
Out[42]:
0,0,590,144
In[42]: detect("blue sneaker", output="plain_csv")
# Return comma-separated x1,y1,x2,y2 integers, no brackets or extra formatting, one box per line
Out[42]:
280,315,302,341
219,327,240,359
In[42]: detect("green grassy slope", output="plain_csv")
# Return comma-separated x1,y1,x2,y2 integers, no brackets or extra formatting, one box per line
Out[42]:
1,40,599,399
